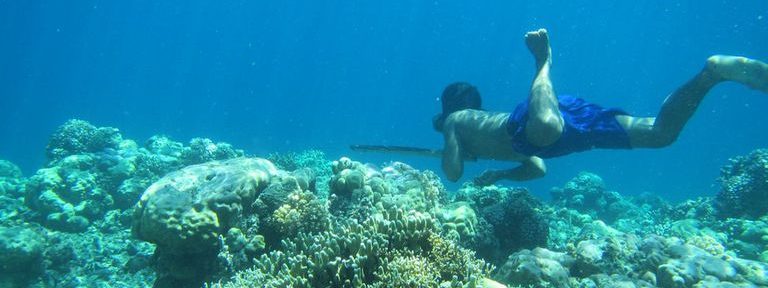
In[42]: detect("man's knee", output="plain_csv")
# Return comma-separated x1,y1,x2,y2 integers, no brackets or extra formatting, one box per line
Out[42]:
639,132,678,148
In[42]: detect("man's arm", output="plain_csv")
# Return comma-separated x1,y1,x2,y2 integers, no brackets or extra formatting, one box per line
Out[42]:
441,120,464,182
474,156,546,186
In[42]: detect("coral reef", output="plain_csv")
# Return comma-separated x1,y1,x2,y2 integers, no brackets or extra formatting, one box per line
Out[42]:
496,233,768,287
327,157,447,221
454,184,549,263
212,209,492,288
551,172,643,225
549,172,668,236
0,216,156,288
23,120,245,232
0,159,27,226
9,120,768,288
717,148,768,219
205,158,493,287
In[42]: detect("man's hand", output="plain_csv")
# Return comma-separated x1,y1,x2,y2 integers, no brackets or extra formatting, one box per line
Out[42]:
472,158,546,186
473,170,502,186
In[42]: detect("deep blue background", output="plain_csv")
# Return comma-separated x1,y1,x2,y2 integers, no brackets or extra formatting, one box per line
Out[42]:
1,1,767,201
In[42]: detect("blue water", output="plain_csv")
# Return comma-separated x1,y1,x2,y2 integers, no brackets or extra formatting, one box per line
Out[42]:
1,1,767,202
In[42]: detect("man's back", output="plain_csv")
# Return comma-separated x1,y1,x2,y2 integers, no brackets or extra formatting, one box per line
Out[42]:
443,109,529,162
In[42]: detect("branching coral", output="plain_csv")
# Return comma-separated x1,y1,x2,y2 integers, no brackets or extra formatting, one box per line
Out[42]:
212,207,492,288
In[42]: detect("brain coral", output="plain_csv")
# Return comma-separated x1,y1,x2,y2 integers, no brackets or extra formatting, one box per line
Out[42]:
132,157,277,254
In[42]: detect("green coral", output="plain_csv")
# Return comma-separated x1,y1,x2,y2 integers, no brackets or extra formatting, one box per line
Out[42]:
252,170,330,247
0,226,44,286
379,161,447,213
267,150,332,196
328,157,448,222
181,138,244,165
719,216,768,262
427,233,494,285
267,149,328,173
25,120,249,232
438,201,479,244
328,157,381,220
215,219,387,287
270,190,330,237
0,159,25,199
212,207,491,288
24,156,113,232
551,172,647,226
371,252,440,288
0,159,22,179
716,149,768,219
45,119,122,162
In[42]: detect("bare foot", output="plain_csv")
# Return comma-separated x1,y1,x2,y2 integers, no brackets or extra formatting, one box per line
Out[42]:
525,29,552,69
706,55,768,93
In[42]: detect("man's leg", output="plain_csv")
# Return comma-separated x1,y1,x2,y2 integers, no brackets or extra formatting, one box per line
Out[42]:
618,55,768,148
525,29,565,147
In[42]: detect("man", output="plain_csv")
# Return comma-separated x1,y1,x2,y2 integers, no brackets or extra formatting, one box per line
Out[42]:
434,28,768,186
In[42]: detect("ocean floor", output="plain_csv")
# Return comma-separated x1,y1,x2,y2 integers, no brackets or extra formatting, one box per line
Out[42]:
2,119,768,288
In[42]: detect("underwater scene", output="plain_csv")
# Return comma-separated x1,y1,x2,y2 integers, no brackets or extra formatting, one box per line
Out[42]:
2,1,768,288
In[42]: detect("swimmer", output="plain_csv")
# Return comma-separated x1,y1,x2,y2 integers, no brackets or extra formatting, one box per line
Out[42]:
433,28,768,186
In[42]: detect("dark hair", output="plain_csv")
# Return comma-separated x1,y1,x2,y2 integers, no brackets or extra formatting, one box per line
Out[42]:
433,82,482,132
441,82,482,114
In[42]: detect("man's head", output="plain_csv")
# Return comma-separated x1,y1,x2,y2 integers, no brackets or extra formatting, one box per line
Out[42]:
433,82,482,132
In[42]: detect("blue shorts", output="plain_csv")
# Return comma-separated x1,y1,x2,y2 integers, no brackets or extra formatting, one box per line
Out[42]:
507,95,632,158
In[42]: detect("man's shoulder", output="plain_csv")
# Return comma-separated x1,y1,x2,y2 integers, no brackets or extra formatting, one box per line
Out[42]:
444,110,512,143
446,110,510,125
447,109,502,119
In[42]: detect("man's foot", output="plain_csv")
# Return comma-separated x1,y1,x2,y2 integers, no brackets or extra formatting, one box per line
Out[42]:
706,55,768,93
525,29,552,69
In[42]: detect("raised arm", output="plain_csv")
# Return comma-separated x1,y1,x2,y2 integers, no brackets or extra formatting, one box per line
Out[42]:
473,156,547,186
